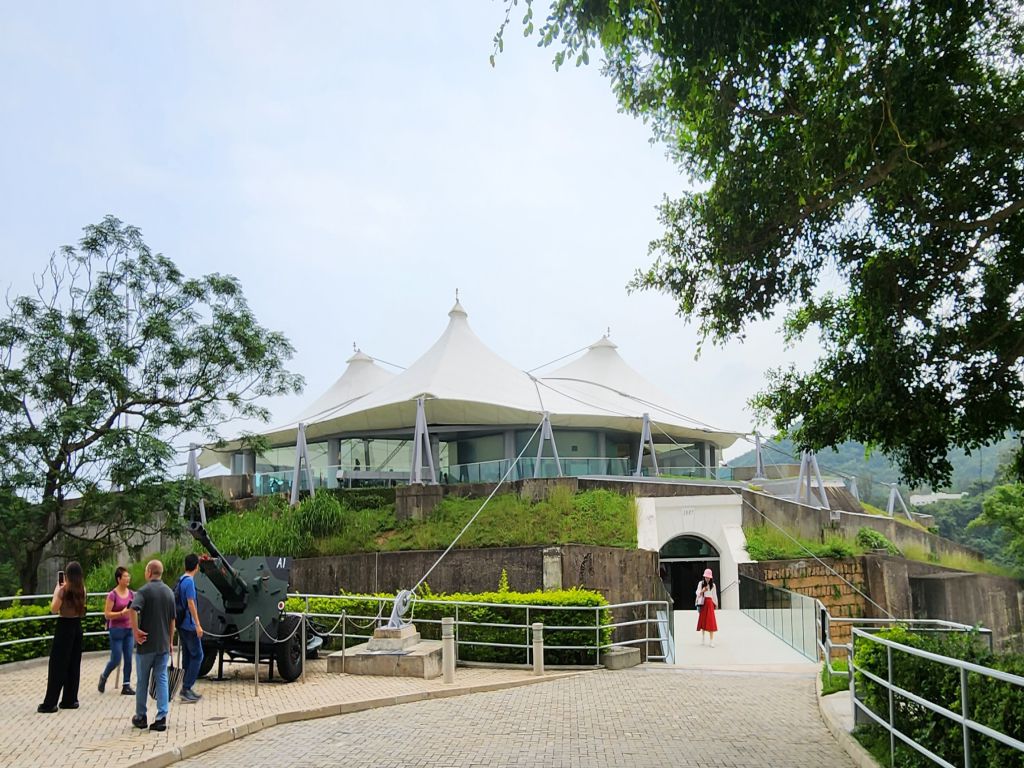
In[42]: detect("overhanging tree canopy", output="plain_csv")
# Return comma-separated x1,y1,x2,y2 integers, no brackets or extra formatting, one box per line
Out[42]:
501,0,1024,486
0,217,303,592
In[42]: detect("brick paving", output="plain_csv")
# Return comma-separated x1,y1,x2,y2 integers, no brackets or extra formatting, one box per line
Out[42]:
0,652,565,768
175,666,856,768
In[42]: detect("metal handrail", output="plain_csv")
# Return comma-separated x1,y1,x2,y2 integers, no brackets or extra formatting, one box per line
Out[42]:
850,626,1024,766
292,593,672,665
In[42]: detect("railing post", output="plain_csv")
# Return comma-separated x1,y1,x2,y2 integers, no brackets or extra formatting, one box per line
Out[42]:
442,616,455,684
525,605,530,665
254,617,260,697
532,622,544,676
300,613,307,684
886,645,894,768
961,667,972,768
595,606,600,666
645,602,650,660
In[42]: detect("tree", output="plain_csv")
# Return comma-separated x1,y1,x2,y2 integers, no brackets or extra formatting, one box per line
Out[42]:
0,217,303,593
970,483,1024,572
501,0,1024,487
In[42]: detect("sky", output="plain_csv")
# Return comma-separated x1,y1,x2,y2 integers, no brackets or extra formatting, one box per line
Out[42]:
0,2,821,461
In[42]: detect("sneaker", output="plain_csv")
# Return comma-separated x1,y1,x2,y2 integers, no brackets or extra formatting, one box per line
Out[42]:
179,689,201,703
121,685,135,695
98,673,107,693
131,714,147,729
149,717,166,732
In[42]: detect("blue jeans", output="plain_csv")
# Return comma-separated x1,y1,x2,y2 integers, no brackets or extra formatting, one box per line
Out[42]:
102,627,133,685
135,651,169,721
179,628,204,691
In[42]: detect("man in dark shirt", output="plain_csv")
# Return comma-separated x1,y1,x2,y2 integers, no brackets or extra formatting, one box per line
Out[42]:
129,559,176,731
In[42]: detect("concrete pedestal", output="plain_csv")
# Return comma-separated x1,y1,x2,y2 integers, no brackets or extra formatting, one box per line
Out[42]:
328,624,443,679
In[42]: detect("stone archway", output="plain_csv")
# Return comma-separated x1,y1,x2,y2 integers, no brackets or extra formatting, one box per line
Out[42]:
659,535,720,611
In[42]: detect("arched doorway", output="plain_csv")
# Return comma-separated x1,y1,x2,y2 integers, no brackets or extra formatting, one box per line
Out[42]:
659,535,720,610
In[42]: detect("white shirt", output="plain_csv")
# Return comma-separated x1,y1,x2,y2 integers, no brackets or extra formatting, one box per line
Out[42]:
695,581,718,608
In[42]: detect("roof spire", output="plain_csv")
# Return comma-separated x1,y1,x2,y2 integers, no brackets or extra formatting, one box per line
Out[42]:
353,341,358,353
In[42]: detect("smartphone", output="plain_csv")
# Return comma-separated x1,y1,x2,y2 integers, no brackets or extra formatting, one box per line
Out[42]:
57,570,65,586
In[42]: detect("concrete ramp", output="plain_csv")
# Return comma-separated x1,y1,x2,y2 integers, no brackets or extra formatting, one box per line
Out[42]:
671,609,818,672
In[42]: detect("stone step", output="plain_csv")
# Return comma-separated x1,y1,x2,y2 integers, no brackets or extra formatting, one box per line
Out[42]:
328,640,443,679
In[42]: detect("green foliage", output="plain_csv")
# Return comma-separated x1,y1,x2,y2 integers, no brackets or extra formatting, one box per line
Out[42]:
327,487,397,509
855,527,901,555
497,568,510,593
820,657,849,697
971,483,1024,571
0,596,107,665
743,525,862,561
0,217,302,592
285,587,611,665
506,1,1024,489
84,545,191,594
854,626,1024,767
383,489,636,552
730,435,1020,497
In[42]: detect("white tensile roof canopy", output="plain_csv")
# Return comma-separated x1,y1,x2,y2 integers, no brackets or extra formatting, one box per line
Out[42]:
203,299,742,464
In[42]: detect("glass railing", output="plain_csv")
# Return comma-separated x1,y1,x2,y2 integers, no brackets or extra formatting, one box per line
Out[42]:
738,574,818,660
638,465,734,481
444,457,632,484
253,458,727,495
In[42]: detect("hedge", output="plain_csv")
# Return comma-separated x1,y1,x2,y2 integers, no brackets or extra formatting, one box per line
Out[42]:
854,626,1024,767
285,587,613,665
0,597,108,665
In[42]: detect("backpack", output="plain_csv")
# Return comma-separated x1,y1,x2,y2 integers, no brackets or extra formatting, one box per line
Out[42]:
174,576,188,628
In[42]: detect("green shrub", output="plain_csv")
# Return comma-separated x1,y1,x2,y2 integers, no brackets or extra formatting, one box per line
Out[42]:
285,587,612,665
854,626,1024,767
744,525,864,560
0,596,107,665
855,527,901,555
293,493,345,538
820,657,849,696
85,545,193,594
327,487,397,509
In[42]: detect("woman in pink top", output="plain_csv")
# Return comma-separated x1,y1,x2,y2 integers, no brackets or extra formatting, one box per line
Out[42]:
98,566,135,695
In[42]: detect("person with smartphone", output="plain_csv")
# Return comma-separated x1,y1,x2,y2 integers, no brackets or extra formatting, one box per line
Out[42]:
37,562,87,713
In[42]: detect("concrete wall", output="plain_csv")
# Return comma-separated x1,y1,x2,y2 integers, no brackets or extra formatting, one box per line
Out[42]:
636,494,747,609
741,555,1024,653
292,544,660,607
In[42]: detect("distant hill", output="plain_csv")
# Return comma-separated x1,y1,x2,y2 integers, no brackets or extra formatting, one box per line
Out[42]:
727,434,1018,500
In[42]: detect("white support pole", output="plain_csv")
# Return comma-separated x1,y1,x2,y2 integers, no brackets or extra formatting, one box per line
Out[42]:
533,412,562,478
633,413,659,477
809,452,830,510
752,432,767,481
795,450,809,503
886,483,913,520
410,396,437,485
178,444,208,524
290,423,316,506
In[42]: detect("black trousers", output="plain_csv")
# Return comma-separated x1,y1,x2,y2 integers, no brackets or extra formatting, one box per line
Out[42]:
41,617,83,707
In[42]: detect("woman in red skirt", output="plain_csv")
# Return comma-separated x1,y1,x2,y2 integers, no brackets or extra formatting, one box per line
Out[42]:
695,568,719,646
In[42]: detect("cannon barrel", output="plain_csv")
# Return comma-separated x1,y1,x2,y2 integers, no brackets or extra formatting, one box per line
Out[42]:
188,521,249,605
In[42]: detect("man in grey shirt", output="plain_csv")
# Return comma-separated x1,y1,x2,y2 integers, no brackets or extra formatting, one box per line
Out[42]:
130,559,176,731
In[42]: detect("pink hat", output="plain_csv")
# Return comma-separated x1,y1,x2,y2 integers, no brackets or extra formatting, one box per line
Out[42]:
703,568,713,579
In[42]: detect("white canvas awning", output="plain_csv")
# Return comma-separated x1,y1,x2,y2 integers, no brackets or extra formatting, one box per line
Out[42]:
201,300,742,467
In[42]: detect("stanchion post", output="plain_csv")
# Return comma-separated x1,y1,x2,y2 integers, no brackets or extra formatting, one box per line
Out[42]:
532,622,544,677
254,617,260,696
442,616,455,684
301,613,307,683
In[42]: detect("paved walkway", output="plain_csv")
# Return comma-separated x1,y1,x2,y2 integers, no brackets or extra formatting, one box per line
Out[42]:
0,627,855,768
0,652,566,768
672,609,820,672
175,666,855,768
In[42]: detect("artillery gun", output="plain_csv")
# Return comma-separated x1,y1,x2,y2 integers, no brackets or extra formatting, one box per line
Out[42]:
188,521,308,682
